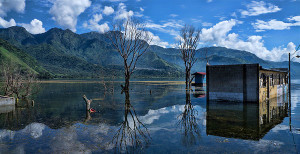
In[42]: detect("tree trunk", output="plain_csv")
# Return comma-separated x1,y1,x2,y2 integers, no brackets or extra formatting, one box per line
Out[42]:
185,72,189,90
83,95,92,111
187,70,191,90
124,74,130,91
185,69,191,90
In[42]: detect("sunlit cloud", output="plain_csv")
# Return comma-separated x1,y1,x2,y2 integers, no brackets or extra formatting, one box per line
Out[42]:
19,19,46,34
200,19,296,61
50,0,92,32
240,1,281,17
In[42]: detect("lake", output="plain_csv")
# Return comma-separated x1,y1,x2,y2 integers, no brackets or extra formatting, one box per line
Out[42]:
0,79,300,153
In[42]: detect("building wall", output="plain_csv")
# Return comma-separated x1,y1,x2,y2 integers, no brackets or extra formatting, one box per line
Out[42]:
195,74,205,84
245,64,259,102
259,70,288,102
207,64,259,102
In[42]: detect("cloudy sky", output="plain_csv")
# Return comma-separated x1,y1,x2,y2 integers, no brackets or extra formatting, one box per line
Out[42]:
0,0,299,62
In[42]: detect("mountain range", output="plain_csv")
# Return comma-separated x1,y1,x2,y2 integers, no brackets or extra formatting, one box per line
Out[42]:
0,26,299,79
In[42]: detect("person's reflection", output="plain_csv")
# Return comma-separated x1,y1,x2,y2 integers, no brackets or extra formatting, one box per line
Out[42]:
111,90,150,152
177,90,201,146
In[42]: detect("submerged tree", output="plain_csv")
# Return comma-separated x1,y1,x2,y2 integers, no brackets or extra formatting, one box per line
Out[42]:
107,18,152,91
178,25,200,90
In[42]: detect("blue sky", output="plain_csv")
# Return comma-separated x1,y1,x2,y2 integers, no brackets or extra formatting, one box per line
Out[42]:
0,0,299,62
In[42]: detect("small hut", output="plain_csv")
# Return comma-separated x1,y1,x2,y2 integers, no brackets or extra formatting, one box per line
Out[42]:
192,72,206,86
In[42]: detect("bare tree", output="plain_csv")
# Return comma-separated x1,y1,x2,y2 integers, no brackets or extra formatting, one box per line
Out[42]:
1,62,39,99
178,25,200,90
107,18,152,91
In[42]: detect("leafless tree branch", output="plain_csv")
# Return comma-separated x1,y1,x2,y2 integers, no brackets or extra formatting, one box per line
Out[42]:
178,25,201,90
107,18,152,91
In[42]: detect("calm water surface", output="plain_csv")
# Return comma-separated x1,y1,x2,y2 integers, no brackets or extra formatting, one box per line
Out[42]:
0,79,300,153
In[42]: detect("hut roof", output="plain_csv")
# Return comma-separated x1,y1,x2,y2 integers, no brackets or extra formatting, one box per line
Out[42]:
192,72,206,75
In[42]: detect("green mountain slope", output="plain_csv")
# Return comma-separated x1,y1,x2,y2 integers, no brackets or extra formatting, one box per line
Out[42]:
0,39,50,78
0,26,182,78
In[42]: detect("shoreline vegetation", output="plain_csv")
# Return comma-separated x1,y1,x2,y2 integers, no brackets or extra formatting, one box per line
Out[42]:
38,80,186,84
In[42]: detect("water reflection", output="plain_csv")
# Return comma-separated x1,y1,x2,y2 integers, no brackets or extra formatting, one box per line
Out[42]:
111,91,151,152
0,81,298,153
206,94,288,140
0,100,35,131
177,90,201,146
193,86,206,98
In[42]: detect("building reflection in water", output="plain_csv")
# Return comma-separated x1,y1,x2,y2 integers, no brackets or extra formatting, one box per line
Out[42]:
206,94,288,140
178,90,201,146
111,91,151,152
193,86,206,98
0,99,35,131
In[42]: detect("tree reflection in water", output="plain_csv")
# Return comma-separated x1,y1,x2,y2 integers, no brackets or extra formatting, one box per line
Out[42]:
111,91,151,152
177,90,201,146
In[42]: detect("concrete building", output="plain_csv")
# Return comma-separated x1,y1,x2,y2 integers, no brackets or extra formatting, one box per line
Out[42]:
206,64,288,102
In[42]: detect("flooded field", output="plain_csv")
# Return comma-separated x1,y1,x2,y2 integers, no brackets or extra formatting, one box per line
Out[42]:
0,79,300,153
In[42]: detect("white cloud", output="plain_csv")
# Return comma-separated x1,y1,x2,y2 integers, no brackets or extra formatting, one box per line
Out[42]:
200,19,296,61
114,3,134,20
103,6,114,15
252,16,300,31
134,12,143,17
145,19,184,37
191,19,200,23
288,16,300,22
50,0,91,32
0,0,25,17
133,7,144,17
0,17,16,28
207,0,213,2
83,13,110,33
92,14,103,23
146,31,169,48
19,19,46,34
253,19,292,31
0,0,25,27
231,12,237,18
240,1,281,17
200,19,237,43
202,22,212,27
170,14,178,18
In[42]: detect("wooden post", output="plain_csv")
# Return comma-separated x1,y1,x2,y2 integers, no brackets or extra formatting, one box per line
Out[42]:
83,95,92,111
